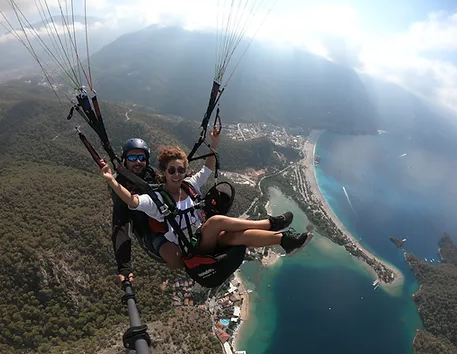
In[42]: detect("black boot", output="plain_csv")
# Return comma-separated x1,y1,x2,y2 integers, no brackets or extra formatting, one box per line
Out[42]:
269,211,294,231
280,229,313,255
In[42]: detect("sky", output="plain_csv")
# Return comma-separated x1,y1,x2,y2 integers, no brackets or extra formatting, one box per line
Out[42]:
1,0,457,113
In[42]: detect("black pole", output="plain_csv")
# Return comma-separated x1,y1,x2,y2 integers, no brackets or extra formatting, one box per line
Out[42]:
121,280,152,353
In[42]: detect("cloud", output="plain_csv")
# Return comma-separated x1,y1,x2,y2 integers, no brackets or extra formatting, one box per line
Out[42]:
0,0,60,17
321,35,362,69
2,0,457,112
267,5,457,113
356,11,457,112
0,20,97,44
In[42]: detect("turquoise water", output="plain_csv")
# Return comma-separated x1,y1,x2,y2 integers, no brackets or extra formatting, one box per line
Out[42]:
220,319,230,326
234,130,457,354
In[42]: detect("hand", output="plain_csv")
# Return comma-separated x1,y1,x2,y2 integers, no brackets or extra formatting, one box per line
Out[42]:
210,126,221,149
118,272,134,284
99,160,114,182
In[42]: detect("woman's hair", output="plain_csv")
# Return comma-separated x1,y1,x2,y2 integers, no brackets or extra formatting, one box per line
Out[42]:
157,146,188,171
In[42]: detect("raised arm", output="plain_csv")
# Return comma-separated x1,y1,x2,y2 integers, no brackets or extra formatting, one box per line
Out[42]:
100,162,139,208
205,127,220,171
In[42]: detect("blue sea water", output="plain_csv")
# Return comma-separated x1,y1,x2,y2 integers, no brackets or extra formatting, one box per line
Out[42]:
237,131,457,354
315,131,457,264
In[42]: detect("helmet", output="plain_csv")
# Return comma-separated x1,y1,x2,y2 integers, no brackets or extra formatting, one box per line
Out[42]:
203,182,235,219
121,138,150,163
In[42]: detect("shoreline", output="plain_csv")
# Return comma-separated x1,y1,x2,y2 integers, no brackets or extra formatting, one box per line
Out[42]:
261,249,281,267
232,270,251,351
230,129,405,350
302,130,404,290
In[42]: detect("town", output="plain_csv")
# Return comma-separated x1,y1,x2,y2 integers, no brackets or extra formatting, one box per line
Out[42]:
163,247,273,354
224,122,307,150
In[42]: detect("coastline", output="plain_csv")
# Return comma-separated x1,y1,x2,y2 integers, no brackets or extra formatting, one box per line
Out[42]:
261,249,281,267
302,130,404,290
230,129,406,350
232,270,251,351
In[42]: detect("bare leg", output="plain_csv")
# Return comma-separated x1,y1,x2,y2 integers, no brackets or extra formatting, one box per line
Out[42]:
203,215,270,234
196,214,294,253
198,228,282,253
220,230,282,248
159,242,184,269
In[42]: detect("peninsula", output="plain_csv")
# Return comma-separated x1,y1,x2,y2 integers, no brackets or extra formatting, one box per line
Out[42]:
284,130,403,286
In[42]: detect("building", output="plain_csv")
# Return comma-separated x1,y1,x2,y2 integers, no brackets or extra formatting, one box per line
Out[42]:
233,306,241,317
215,328,231,343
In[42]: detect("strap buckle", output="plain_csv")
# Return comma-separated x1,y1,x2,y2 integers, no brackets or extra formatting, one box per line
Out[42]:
160,204,170,216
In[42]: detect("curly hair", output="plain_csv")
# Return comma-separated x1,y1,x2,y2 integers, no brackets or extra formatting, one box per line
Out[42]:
157,146,188,171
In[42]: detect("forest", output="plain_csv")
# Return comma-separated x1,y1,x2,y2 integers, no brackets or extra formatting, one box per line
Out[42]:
406,234,457,354
0,86,294,353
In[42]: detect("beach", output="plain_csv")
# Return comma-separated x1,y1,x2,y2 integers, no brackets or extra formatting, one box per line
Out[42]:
232,270,250,351
230,130,407,349
261,249,281,267
302,130,404,290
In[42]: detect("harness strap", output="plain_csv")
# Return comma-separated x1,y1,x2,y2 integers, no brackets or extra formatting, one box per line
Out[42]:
155,182,204,256
78,131,105,168
75,132,202,256
187,81,223,179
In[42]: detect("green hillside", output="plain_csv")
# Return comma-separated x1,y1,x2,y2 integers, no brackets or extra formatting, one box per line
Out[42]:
0,84,289,353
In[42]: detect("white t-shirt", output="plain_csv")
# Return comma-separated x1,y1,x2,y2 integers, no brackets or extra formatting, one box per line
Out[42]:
130,166,212,245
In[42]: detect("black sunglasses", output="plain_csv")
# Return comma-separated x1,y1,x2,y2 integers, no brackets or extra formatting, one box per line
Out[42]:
167,166,186,175
126,154,147,162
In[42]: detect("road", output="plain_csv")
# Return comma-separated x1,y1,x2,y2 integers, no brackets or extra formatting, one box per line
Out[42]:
239,197,259,219
237,123,246,141
257,163,294,194
125,109,132,121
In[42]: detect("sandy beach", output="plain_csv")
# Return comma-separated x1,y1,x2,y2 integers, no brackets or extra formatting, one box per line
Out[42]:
232,270,250,351
302,130,404,289
261,249,281,267
230,130,405,350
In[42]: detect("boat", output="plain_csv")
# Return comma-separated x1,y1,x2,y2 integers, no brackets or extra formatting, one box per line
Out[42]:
372,279,380,287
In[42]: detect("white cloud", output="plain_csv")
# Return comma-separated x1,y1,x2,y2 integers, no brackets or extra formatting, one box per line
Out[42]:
262,4,457,112
0,20,95,44
0,0,60,17
356,11,457,112
2,0,457,112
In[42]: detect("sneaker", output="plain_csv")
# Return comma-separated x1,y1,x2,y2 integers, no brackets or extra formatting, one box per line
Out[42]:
280,229,313,256
269,211,294,231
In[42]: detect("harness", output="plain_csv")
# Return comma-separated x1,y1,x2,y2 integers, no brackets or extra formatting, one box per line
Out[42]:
148,181,204,256
146,180,245,288
70,89,244,288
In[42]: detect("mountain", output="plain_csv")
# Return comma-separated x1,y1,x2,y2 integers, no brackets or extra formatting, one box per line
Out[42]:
360,74,457,156
0,15,121,83
0,80,296,172
86,25,379,134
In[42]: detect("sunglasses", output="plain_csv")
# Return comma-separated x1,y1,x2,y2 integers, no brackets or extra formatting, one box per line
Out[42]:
126,154,147,162
167,166,186,175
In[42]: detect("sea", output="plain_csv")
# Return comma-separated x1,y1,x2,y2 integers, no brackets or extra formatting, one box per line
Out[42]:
235,131,457,354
